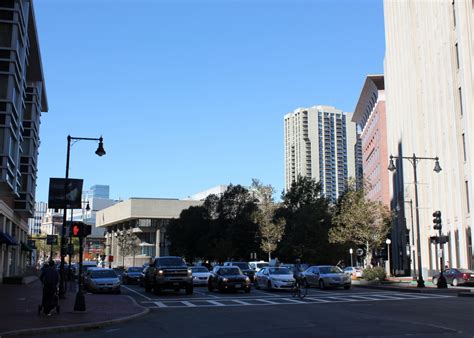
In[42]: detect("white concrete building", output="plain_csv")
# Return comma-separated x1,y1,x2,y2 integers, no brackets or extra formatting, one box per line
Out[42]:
284,105,357,201
384,0,473,275
96,198,202,267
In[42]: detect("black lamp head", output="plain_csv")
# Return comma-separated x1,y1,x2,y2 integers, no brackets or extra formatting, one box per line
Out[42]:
95,136,106,157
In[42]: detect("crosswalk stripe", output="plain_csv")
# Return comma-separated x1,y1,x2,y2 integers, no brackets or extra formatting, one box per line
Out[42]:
233,300,252,305
282,297,306,304
154,301,168,308
256,299,279,304
305,297,331,302
182,301,197,307
207,300,225,306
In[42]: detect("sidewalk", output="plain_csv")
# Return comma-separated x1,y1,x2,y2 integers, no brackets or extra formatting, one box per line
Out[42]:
0,277,149,337
353,276,474,296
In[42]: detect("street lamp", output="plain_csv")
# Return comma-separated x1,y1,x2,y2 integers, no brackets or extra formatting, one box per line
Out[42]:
349,248,354,267
388,153,441,288
385,238,391,277
59,135,105,303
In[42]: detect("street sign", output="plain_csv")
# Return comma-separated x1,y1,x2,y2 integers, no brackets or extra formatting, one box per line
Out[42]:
356,248,364,256
46,235,58,245
108,255,114,262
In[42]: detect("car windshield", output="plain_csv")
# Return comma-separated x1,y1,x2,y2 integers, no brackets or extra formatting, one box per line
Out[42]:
257,263,269,269
231,262,249,270
127,267,142,272
269,267,291,275
192,267,209,273
219,268,241,275
319,266,343,274
156,258,186,266
91,270,117,278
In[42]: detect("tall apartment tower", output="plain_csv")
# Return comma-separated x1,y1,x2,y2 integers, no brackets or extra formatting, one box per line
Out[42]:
284,105,356,201
0,0,47,281
384,0,473,273
27,201,47,235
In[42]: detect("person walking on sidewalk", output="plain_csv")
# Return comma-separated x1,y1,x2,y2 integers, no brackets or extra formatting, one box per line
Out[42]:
39,260,59,315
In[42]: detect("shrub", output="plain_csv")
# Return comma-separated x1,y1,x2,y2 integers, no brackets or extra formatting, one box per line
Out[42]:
362,266,386,281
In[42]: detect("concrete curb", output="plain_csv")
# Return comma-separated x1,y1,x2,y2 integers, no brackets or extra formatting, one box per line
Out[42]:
0,295,150,337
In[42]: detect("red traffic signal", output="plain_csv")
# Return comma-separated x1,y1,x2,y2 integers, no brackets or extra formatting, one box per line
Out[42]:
70,222,92,238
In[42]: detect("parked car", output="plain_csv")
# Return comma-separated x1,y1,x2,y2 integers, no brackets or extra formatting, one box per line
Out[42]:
84,268,121,294
144,256,193,295
432,268,474,286
254,267,295,290
248,261,269,272
223,262,255,281
208,266,251,293
302,265,351,290
191,266,211,286
122,266,143,284
343,266,363,279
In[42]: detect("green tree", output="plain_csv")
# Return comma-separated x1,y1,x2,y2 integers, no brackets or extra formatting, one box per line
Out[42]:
329,180,392,267
276,176,342,264
251,179,284,261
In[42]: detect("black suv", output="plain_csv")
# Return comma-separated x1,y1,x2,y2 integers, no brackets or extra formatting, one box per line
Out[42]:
144,256,193,295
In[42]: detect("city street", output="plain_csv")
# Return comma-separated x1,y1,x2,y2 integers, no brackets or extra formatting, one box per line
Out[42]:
33,285,474,338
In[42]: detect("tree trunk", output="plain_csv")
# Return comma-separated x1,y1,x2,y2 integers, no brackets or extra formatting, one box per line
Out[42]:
365,241,371,267
268,251,271,262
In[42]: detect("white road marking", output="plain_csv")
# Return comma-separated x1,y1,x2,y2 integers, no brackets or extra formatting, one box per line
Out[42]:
154,301,168,308
232,300,252,305
182,301,197,307
256,299,279,304
207,300,225,306
282,297,306,304
122,285,152,301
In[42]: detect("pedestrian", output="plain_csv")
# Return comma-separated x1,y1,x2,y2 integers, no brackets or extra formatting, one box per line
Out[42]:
40,260,59,316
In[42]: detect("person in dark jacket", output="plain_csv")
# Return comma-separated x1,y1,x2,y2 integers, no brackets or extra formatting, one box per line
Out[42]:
40,260,59,315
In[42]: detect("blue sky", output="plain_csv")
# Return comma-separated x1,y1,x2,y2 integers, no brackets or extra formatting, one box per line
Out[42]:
34,0,385,202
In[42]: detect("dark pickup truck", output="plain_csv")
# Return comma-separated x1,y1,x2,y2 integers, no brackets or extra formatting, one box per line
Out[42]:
144,256,193,295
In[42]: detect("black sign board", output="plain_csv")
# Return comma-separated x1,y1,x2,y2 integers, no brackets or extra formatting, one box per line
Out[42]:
48,178,83,209
46,235,58,245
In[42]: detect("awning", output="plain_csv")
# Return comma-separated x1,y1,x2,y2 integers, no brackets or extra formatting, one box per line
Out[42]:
20,241,32,252
0,232,18,246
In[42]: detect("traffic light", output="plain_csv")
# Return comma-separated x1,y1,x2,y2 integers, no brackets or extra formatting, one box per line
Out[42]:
71,222,92,238
432,211,442,230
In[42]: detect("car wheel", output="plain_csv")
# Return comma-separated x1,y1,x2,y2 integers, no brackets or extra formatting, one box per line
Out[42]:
304,279,309,289
218,283,225,293
267,281,273,290
208,282,213,292
319,279,325,290
432,277,438,286
186,285,194,295
116,289,121,294
153,284,161,295
254,280,260,290
145,281,151,292
452,278,459,286
344,285,351,290
245,287,251,293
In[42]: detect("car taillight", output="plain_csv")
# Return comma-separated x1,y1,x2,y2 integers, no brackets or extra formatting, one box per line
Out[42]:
463,273,468,279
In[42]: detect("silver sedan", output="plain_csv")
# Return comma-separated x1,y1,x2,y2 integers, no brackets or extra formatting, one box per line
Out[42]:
302,265,351,290
254,267,295,290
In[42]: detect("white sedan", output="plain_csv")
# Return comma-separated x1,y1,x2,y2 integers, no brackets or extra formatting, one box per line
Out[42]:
254,267,295,290
191,266,211,286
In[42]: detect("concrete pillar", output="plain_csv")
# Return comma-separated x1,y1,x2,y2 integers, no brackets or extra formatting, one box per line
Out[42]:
155,229,160,258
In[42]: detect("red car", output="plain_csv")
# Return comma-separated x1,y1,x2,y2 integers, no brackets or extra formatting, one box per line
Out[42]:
432,268,474,286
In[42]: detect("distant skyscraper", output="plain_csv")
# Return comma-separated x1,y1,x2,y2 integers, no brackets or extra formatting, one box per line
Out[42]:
284,105,357,201
87,185,110,199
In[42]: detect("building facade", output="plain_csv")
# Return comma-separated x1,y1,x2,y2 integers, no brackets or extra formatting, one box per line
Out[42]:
384,0,473,276
96,198,202,267
27,200,46,235
0,0,47,281
284,105,357,201
352,75,389,206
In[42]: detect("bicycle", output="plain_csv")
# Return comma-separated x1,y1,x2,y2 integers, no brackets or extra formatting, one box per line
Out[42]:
291,279,308,299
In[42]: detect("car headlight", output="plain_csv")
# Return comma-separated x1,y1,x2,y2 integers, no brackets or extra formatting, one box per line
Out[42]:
158,269,164,275
222,278,228,282
245,277,250,282
187,268,192,275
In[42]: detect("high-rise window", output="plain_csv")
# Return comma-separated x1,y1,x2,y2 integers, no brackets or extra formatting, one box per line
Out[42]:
466,180,470,214
455,43,460,69
459,87,463,116
452,0,456,27
462,133,467,161
0,23,12,47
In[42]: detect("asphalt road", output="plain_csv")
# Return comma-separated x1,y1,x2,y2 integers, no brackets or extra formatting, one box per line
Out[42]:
34,284,474,338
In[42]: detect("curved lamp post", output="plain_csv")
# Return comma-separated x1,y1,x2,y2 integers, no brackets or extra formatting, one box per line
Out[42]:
388,153,441,288
59,135,105,306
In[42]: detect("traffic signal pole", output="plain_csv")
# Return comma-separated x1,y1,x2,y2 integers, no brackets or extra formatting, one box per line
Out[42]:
433,211,447,289
74,232,86,311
